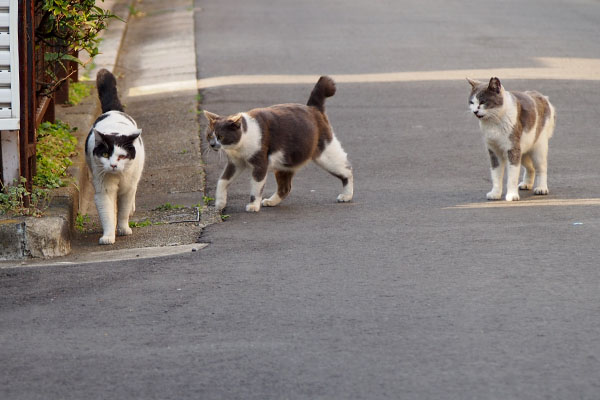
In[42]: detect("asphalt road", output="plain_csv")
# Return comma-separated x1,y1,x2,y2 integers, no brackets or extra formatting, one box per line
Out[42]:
3,0,600,399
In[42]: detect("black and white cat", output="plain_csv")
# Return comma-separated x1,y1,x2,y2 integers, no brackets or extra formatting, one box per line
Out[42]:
85,69,145,244
203,76,353,212
467,77,556,201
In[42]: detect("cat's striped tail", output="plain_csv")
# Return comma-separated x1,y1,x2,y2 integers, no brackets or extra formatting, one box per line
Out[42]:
307,76,336,113
96,68,124,113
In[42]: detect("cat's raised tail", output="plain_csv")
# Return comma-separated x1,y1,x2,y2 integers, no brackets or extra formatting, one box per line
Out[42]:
96,68,124,113
307,76,336,112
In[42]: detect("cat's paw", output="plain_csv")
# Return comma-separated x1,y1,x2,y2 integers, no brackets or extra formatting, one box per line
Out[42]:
518,182,533,190
245,202,261,212
117,225,133,236
215,200,227,211
486,190,502,200
99,235,115,245
533,186,549,195
261,199,277,207
336,193,353,203
505,192,520,201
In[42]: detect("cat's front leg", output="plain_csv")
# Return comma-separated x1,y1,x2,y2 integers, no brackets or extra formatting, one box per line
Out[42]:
505,148,521,201
486,149,504,200
95,192,116,244
246,164,267,212
215,162,242,211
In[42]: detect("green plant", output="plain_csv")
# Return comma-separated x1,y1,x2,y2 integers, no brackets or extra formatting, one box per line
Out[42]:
129,219,152,228
75,213,90,231
154,203,184,211
129,219,163,228
35,120,78,188
35,0,118,96
67,80,91,105
0,178,49,217
221,214,230,221
82,59,97,80
202,196,214,206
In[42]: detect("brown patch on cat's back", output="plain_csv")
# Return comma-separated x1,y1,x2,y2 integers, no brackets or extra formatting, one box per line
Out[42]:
512,91,536,135
527,91,551,141
247,104,322,169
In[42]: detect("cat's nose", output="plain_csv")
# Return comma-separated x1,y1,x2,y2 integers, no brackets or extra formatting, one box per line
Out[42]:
110,164,117,169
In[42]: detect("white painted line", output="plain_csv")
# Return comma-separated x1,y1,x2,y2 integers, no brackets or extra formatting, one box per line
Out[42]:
446,198,600,209
127,79,198,97
126,57,600,97
0,243,208,269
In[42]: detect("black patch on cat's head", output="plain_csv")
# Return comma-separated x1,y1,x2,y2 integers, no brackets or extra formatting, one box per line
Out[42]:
93,131,140,159
488,77,502,94
205,113,243,147
469,77,504,110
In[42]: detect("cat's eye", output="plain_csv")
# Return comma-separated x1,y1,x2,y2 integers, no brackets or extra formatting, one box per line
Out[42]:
102,153,109,158
118,155,126,161
469,101,474,105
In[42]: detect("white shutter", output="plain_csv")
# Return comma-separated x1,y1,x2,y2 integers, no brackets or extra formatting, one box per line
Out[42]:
0,0,19,130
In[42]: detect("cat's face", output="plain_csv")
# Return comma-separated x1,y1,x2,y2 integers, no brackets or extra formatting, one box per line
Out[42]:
467,77,504,120
93,130,140,173
203,111,243,151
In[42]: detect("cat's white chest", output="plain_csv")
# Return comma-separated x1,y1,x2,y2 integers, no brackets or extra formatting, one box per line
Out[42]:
481,122,512,150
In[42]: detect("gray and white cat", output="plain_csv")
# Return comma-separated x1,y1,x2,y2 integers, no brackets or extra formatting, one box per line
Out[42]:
467,77,556,201
203,76,353,212
85,69,145,244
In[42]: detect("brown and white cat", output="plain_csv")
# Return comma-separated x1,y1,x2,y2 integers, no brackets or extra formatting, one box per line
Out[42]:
467,77,556,201
203,76,353,212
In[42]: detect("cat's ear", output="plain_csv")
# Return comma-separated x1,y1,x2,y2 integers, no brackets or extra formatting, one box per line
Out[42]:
466,77,481,89
228,114,243,129
94,129,107,145
488,77,502,94
203,111,220,126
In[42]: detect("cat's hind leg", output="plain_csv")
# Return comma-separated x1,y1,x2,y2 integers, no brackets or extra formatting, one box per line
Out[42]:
117,188,136,236
262,170,294,207
314,136,353,202
519,153,535,190
531,139,549,195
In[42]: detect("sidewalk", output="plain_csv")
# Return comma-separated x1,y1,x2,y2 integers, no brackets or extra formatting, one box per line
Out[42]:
0,0,218,263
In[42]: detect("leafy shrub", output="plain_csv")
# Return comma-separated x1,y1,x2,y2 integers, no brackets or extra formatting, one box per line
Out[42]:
34,120,78,188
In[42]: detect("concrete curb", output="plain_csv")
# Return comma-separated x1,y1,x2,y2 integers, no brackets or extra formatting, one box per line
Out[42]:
0,0,133,261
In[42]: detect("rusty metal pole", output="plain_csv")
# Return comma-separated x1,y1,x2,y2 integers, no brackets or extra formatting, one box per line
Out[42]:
18,0,36,203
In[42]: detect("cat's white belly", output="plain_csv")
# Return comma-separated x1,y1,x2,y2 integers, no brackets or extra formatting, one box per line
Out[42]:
267,150,305,171
483,124,540,155
519,128,538,153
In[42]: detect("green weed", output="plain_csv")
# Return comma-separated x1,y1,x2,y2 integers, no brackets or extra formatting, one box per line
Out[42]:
202,196,214,206
75,213,90,231
67,81,91,105
153,203,184,211
0,178,49,217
